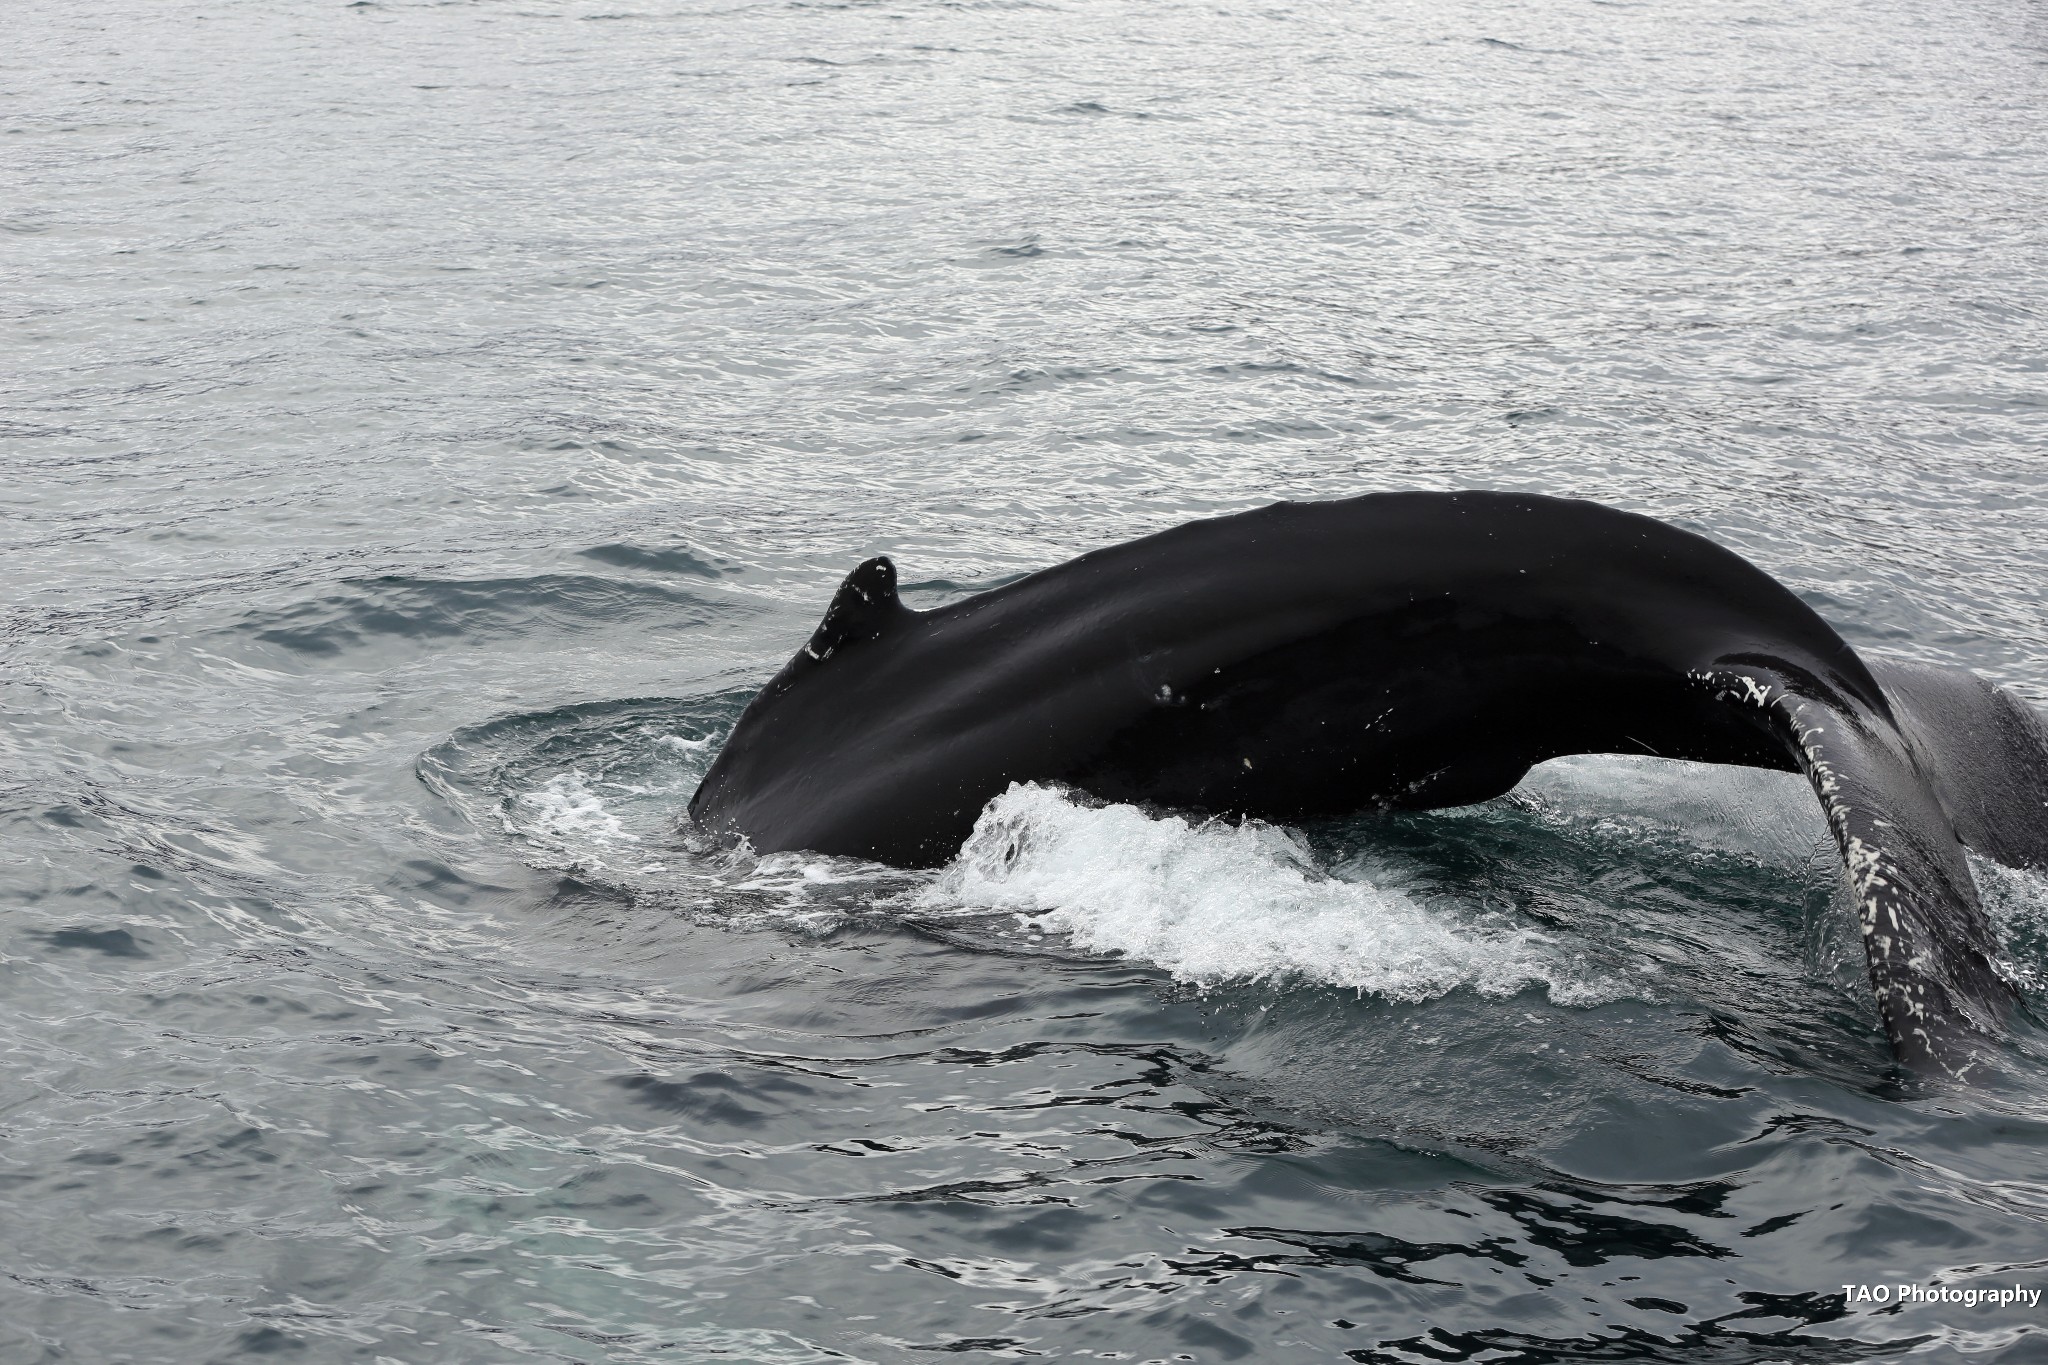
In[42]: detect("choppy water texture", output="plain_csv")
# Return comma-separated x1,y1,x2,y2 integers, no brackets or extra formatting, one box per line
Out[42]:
7,0,2048,1359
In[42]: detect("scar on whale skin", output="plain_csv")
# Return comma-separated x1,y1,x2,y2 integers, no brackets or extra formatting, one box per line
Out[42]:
689,491,2048,1076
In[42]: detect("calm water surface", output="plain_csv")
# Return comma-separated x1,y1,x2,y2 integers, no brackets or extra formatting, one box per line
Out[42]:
7,0,2048,1360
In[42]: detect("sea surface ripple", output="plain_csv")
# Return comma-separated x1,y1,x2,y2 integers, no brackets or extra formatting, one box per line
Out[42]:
6,0,2048,1360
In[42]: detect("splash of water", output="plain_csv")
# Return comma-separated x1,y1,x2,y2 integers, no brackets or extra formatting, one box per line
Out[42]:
919,783,1627,1006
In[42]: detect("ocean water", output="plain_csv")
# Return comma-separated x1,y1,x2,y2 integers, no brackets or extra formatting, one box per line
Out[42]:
6,0,2048,1359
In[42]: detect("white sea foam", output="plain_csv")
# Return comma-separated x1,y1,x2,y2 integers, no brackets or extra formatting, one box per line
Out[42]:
1975,856,2048,993
919,783,1623,1005
513,770,637,846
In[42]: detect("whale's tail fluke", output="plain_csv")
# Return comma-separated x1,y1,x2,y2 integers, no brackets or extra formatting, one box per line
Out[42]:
1867,658,2048,874
1695,663,2020,1076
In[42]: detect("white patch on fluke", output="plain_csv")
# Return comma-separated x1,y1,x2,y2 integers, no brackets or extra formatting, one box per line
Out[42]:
920,783,1622,1006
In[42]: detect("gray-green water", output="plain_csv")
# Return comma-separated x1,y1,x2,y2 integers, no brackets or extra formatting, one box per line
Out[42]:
7,0,2048,1360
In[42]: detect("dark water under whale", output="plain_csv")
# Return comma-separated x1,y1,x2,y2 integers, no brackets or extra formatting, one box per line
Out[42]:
8,0,2048,1360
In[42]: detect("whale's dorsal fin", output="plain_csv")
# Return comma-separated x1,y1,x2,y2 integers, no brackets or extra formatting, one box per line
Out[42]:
804,556,907,663
1694,664,2014,1076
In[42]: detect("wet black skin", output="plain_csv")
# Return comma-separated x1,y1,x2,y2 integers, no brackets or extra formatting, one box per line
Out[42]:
690,492,2048,1074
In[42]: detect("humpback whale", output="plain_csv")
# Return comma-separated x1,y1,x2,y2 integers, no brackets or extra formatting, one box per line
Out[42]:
689,492,2048,1073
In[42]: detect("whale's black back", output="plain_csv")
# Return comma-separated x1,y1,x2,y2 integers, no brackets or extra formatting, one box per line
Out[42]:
696,494,1867,859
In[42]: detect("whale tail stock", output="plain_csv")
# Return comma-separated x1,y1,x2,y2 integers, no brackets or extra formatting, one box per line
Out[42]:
687,497,2047,1077
1695,659,2044,1075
